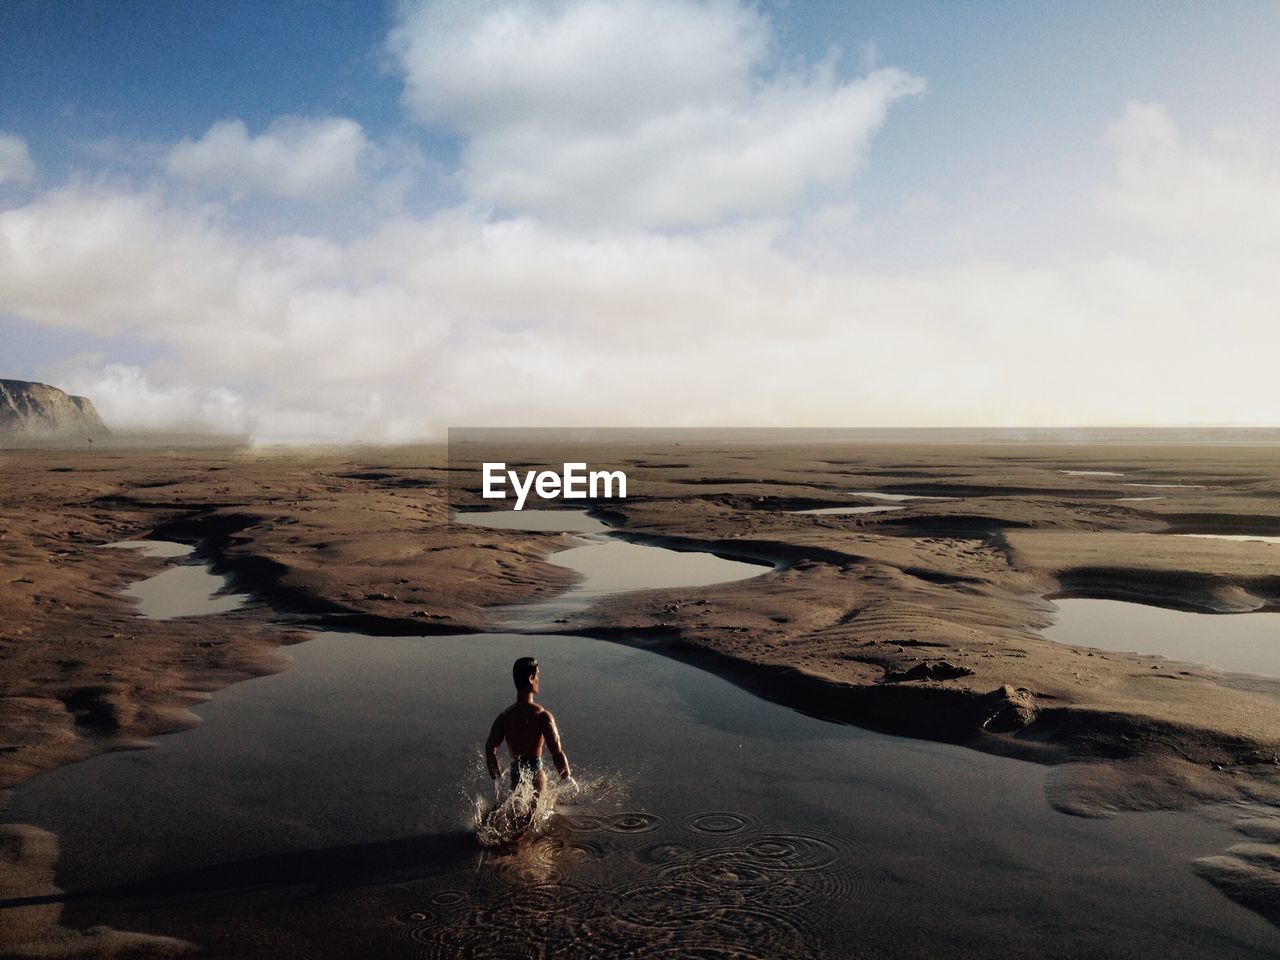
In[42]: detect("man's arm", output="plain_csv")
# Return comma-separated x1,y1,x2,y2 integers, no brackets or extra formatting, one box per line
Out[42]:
541,710,571,780
485,713,504,780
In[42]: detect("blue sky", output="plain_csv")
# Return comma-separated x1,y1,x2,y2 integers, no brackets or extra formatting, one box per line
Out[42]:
2,1,1278,439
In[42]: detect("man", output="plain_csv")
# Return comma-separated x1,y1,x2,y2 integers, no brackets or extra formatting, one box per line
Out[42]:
485,657,572,801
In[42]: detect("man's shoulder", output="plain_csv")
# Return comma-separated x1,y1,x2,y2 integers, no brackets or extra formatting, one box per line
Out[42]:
505,702,549,718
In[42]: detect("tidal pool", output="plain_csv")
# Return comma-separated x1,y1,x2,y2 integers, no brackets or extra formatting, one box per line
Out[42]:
458,510,768,627
454,509,611,533
793,504,905,516
103,539,248,618
845,490,936,501
10,630,1277,959
6,524,1278,958
1045,598,1280,677
1179,534,1280,546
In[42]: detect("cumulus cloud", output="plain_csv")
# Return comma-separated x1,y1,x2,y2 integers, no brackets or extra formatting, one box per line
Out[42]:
1103,101,1280,247
0,133,36,185
4,170,1280,441
166,116,375,201
3,13,1278,443
389,0,924,228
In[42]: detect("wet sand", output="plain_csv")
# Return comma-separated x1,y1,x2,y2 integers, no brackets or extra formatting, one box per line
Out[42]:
4,440,1280,951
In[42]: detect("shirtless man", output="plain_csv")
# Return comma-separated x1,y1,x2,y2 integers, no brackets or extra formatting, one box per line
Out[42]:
485,657,571,800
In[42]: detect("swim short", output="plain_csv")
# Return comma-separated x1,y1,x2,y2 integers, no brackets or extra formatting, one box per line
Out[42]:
510,757,543,789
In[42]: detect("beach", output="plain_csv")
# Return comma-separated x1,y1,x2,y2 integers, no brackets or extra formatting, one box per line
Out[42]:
3,439,1280,957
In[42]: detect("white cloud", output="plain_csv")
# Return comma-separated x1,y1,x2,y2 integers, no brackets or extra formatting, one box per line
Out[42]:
1103,101,1280,247
166,116,375,201
39,356,254,436
4,60,1280,445
0,133,36,185
4,173,1280,441
390,0,924,228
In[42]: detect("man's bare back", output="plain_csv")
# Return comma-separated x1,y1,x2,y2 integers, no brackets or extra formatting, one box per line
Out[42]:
486,657,571,796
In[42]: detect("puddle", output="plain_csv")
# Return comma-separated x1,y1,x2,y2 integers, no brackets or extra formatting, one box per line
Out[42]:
102,540,196,559
7,524,1278,957
104,540,248,619
1178,534,1280,546
793,504,906,516
845,490,935,502
542,536,763,597
1124,483,1207,490
454,509,610,533
9,630,1276,959
1117,496,1166,502
470,510,766,626
1060,470,1126,477
1044,598,1280,677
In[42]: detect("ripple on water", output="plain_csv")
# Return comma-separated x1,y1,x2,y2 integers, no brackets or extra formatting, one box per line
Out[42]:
686,810,757,835
404,883,607,959
396,820,872,959
602,882,817,959
635,839,696,866
602,811,664,834
520,834,608,880
743,832,843,872
427,888,469,907
558,813,605,832
659,840,870,909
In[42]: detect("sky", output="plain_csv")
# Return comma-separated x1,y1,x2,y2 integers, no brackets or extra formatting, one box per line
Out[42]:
1,0,1278,441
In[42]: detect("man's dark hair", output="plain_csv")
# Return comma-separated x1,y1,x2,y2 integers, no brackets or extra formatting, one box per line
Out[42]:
513,657,539,693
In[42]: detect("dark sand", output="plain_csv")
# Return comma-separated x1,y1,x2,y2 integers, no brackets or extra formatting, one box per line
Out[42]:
4,440,1280,952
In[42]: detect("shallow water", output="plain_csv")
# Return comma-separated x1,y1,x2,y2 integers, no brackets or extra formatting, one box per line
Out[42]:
454,509,611,533
845,490,935,501
105,539,248,618
1045,598,1280,676
1179,534,1280,546
793,504,905,516
6,523,1279,957
102,540,196,559
477,510,767,627
1060,470,1126,476
10,631,1277,959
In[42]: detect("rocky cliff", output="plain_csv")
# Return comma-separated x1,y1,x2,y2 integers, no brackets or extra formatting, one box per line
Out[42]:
0,379,111,440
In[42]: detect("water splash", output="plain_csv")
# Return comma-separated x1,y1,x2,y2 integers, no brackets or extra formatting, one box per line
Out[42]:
470,763,623,848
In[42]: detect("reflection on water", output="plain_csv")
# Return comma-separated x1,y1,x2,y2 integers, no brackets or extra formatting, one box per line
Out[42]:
500,535,766,626
547,537,764,595
10,631,1276,959
401,811,861,959
1045,598,1280,676
846,490,934,501
466,510,768,627
102,540,194,559
1179,534,1280,546
454,509,611,533
1060,470,1126,476
104,539,248,618
793,504,905,516
10,522,1277,957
